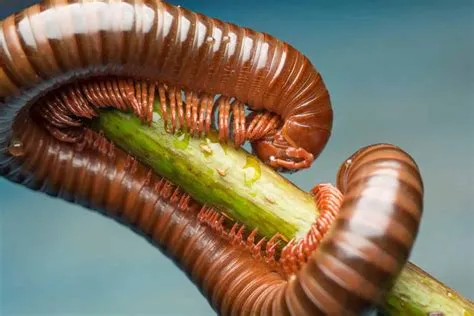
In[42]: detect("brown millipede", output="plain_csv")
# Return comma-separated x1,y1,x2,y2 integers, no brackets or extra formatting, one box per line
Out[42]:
0,0,333,173
0,1,424,315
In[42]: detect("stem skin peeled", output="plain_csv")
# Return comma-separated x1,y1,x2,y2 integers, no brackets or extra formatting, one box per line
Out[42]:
95,106,474,316
96,104,317,242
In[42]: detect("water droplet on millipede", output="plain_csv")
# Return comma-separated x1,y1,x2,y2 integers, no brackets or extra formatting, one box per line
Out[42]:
8,138,25,157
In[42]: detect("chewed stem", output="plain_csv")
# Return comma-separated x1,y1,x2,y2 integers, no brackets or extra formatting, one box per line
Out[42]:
196,183,343,276
94,107,317,240
96,108,474,315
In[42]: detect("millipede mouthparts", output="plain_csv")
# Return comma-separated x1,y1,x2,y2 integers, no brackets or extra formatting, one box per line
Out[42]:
0,1,424,315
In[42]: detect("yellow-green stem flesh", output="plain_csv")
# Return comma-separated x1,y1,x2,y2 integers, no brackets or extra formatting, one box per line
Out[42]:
384,264,473,315
94,106,474,316
93,102,316,241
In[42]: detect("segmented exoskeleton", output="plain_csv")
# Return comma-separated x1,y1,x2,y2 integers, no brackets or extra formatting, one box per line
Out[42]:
0,1,424,315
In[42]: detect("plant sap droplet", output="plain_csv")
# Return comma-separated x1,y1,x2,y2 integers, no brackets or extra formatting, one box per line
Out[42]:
173,131,190,149
243,156,261,187
8,138,24,157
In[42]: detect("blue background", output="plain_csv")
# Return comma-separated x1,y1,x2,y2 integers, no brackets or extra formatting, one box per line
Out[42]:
1,0,473,315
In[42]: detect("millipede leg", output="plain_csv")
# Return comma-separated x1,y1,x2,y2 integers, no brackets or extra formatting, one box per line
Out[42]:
280,183,342,275
269,147,314,170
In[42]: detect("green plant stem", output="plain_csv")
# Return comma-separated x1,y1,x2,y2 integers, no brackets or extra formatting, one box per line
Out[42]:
93,105,316,241
384,264,473,315
94,107,474,316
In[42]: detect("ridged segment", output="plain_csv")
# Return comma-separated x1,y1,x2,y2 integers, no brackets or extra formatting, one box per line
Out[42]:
0,1,423,314
0,0,332,175
9,115,423,315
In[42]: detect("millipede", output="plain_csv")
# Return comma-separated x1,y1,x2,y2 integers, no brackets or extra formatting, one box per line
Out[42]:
0,1,424,315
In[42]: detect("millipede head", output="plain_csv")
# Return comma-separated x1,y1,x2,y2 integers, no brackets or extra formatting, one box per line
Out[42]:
250,130,313,172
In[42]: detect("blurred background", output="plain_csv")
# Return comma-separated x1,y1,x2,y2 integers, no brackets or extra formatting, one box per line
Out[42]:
1,0,473,315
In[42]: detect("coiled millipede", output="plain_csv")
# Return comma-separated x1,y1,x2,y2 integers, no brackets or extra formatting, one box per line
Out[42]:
0,1,424,315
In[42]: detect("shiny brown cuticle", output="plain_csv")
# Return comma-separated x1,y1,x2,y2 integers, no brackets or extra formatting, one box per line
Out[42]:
0,1,423,315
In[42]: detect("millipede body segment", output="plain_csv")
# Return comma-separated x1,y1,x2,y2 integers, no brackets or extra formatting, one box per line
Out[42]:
0,1,424,315
10,115,424,315
0,0,333,173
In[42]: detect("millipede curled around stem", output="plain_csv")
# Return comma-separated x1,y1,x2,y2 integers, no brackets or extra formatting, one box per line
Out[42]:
8,116,424,315
0,0,333,172
0,1,424,315
30,77,282,150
